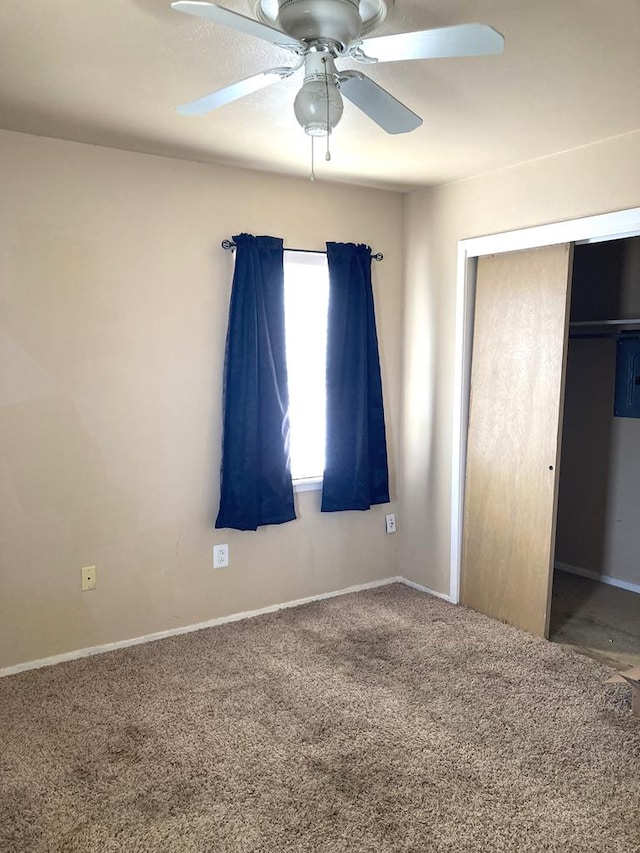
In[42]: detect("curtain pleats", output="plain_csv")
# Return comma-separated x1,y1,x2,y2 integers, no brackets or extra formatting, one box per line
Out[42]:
321,242,390,512
215,234,296,531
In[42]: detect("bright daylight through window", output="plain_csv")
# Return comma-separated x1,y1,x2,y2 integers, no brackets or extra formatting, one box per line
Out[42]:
284,251,329,483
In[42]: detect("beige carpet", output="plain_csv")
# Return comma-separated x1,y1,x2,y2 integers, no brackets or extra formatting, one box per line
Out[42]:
1,584,639,852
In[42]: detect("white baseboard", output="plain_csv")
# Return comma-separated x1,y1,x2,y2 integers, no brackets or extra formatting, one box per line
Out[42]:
400,577,452,602
555,561,640,596
0,575,448,679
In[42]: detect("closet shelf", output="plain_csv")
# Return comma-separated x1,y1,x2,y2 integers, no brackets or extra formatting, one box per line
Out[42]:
570,319,640,327
569,318,640,340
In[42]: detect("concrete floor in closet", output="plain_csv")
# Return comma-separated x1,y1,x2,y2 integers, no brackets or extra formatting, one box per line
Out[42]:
550,570,640,669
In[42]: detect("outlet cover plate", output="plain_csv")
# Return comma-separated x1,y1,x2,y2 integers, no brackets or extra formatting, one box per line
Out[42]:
81,565,97,591
213,544,229,569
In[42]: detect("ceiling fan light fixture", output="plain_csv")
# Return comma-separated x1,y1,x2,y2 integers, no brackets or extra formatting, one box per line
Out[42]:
293,52,343,136
294,78,344,136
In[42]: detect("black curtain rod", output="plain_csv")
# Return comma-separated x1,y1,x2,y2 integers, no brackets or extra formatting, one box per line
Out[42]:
221,240,383,262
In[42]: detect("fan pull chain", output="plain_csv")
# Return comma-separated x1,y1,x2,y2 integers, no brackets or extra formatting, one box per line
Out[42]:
310,135,316,182
323,57,331,162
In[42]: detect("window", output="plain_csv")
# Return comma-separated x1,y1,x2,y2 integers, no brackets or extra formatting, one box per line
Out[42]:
283,251,329,486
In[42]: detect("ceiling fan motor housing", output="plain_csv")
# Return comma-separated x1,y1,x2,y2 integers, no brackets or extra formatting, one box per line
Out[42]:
277,0,362,44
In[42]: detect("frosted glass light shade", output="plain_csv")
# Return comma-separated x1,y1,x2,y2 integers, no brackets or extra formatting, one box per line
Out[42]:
293,79,344,136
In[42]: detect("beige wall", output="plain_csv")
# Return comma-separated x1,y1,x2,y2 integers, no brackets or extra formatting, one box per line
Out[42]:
5,124,640,670
0,130,404,670
556,339,640,587
400,130,640,594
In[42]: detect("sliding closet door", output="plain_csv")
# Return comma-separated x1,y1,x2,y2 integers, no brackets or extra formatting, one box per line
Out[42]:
461,244,573,637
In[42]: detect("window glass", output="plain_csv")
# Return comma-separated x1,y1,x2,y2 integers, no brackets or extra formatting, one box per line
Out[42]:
284,251,329,481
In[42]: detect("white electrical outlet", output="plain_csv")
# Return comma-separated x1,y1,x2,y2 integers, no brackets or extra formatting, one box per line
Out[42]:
81,565,97,591
385,514,397,534
213,544,229,569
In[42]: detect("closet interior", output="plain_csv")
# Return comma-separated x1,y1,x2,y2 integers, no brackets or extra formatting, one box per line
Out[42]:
550,237,640,668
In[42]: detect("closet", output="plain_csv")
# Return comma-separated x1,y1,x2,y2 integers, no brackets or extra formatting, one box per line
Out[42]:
550,237,640,665
460,235,640,660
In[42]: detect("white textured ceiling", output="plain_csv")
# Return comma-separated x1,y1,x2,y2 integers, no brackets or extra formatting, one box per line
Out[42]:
1,0,639,191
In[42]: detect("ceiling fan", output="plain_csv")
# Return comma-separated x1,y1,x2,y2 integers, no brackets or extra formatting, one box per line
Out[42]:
172,0,504,138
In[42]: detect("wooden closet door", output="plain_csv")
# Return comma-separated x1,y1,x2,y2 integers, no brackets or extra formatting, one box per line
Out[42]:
461,244,573,637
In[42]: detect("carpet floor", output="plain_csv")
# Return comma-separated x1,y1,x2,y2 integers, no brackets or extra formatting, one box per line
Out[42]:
1,584,639,852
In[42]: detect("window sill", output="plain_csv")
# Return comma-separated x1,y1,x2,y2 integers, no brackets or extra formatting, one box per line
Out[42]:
293,477,323,492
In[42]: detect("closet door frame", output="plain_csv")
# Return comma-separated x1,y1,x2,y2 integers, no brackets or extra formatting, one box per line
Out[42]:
450,206,640,606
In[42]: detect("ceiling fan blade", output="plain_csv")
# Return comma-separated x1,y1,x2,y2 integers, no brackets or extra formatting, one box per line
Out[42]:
177,67,293,115
339,72,422,135
171,1,304,52
357,23,504,63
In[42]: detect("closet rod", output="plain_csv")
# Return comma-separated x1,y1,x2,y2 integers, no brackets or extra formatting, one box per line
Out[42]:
221,239,383,262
